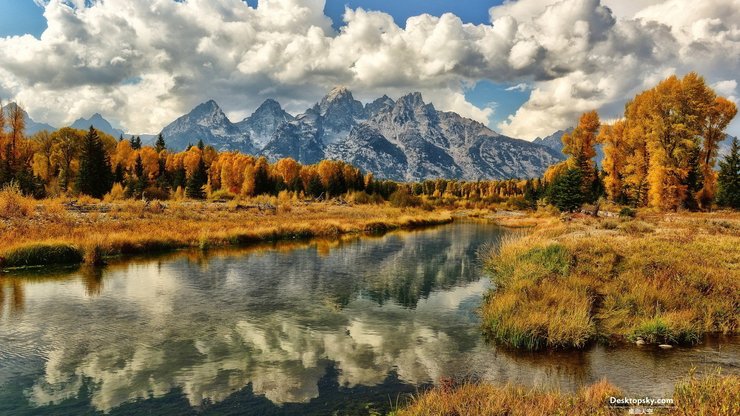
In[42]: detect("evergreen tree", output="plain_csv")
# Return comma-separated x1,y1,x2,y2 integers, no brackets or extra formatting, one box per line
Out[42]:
133,154,146,198
156,157,169,190
253,157,272,195
590,166,606,202
549,167,584,212
523,179,538,209
75,127,113,198
172,165,186,190
186,154,207,199
114,163,125,184
155,133,166,153
130,135,142,150
197,139,205,150
716,137,740,208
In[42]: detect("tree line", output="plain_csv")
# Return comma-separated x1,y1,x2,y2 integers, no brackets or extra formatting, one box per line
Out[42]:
1,72,737,210
0,113,400,201
542,72,738,211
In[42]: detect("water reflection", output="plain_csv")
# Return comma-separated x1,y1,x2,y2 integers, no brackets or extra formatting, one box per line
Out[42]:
0,222,737,415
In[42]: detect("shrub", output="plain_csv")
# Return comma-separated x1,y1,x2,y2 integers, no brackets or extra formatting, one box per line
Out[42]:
209,189,236,201
506,196,531,210
1,243,83,268
598,219,619,230
618,220,654,234
143,186,170,201
103,182,126,202
389,189,420,208
0,182,35,219
619,207,636,217
347,191,372,204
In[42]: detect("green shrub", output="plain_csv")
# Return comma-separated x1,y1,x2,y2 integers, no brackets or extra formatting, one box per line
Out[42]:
389,189,420,208
519,244,570,277
619,207,636,217
1,244,83,268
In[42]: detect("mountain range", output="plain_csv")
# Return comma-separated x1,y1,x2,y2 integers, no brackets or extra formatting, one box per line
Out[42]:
159,87,565,181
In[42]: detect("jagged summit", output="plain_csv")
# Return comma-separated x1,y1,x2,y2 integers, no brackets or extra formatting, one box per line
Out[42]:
160,100,255,153
261,87,564,180
71,113,124,137
235,99,294,149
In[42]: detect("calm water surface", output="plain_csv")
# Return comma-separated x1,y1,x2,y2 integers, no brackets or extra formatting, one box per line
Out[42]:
0,222,737,415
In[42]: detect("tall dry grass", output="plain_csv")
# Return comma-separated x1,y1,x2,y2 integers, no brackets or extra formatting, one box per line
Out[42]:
393,379,622,416
481,212,739,349
394,372,739,416
0,199,452,268
0,182,35,219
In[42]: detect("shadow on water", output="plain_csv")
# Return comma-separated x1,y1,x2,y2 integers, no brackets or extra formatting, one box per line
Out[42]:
0,221,737,415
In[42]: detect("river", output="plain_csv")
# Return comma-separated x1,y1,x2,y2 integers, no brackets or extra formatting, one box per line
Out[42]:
0,222,737,415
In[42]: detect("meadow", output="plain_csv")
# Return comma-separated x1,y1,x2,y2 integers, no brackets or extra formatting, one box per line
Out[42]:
0,185,451,269
481,209,739,350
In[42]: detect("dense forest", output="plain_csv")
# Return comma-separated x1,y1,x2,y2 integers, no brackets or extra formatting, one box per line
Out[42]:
0,72,737,211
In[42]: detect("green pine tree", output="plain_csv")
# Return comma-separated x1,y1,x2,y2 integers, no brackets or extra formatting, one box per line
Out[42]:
130,135,142,150
155,133,166,153
716,137,740,208
133,154,146,198
186,155,207,199
549,167,584,212
75,127,113,198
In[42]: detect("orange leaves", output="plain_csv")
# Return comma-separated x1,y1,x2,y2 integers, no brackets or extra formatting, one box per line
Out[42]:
598,72,737,210
562,110,600,163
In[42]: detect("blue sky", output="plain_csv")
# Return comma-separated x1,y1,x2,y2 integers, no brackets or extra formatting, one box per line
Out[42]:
0,0,525,133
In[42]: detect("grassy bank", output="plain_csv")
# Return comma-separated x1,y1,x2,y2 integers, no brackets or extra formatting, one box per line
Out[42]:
481,211,739,350
0,196,452,269
393,372,739,416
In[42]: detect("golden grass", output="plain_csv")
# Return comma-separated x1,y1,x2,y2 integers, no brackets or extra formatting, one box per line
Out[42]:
0,194,452,268
393,379,622,416
481,211,740,349
0,183,35,219
394,372,739,416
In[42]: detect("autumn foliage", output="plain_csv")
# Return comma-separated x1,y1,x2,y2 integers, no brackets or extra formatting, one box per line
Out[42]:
598,72,737,210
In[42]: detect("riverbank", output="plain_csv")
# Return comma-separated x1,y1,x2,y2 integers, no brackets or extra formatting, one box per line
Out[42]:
481,210,739,350
0,198,452,269
393,371,739,416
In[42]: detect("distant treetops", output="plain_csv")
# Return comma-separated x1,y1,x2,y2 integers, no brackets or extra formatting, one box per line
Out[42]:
544,72,738,211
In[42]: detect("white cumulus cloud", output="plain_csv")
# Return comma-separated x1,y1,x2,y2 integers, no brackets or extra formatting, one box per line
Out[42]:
0,0,738,139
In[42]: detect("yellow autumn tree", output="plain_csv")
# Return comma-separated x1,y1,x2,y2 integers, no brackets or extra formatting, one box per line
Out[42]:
274,158,301,190
598,120,627,202
562,110,600,198
644,74,710,210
